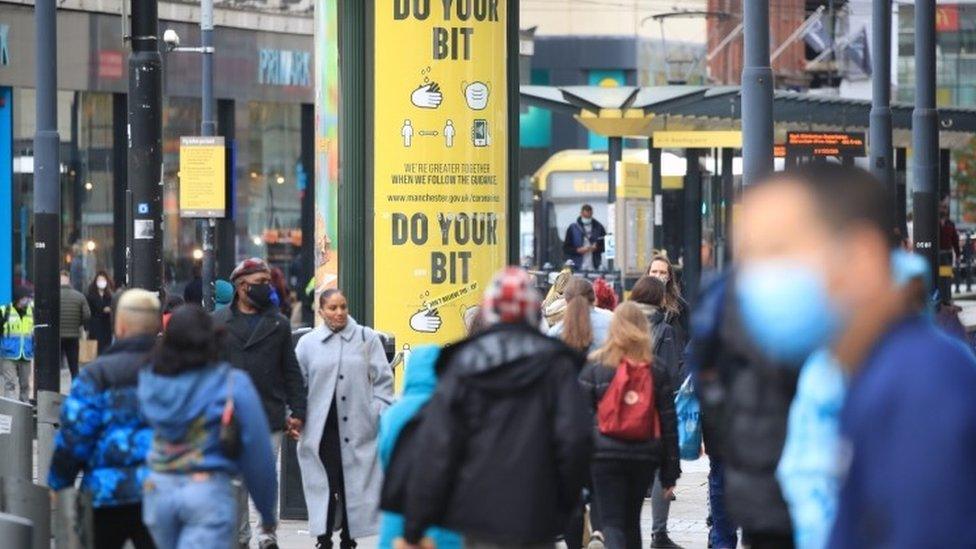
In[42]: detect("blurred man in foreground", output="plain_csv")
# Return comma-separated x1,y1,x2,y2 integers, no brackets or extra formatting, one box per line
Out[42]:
734,164,976,548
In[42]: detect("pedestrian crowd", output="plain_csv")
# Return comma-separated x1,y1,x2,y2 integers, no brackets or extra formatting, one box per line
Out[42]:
37,164,976,549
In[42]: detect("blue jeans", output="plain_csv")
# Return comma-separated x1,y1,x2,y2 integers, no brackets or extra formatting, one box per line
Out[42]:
708,458,738,549
143,471,237,549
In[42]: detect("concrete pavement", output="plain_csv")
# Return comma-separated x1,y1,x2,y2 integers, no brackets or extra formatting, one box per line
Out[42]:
261,457,713,549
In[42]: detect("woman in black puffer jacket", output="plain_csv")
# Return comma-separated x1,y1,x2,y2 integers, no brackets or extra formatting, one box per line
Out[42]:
579,302,680,549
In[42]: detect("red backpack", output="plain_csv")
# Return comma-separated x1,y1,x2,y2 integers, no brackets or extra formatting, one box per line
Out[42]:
597,358,660,441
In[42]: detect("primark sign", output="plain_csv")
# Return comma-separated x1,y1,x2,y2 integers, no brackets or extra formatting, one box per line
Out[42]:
258,49,311,87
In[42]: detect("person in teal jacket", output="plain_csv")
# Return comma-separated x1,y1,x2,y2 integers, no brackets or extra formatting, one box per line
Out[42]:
378,345,462,549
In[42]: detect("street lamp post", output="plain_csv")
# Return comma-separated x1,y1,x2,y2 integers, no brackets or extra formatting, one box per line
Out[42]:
912,1,940,281
200,0,217,311
33,0,61,397
128,0,164,293
870,0,894,230
741,0,774,186
33,0,63,488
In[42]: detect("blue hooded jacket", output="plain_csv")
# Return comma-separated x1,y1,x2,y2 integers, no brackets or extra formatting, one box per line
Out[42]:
48,335,154,507
138,362,278,526
377,345,462,549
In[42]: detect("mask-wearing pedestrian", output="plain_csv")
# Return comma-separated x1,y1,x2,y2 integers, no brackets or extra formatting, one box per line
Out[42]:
736,258,842,363
734,165,895,364
647,258,671,283
230,257,273,311
246,282,273,310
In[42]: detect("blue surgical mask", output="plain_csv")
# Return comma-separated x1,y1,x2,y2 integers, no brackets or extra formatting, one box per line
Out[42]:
735,260,842,364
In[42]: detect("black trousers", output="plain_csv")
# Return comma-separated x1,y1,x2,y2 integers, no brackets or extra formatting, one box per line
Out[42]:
744,530,795,549
318,399,356,549
93,504,155,549
591,459,656,549
61,337,80,379
564,472,600,549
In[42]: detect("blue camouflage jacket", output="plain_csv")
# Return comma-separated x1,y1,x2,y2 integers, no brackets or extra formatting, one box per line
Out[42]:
48,335,155,508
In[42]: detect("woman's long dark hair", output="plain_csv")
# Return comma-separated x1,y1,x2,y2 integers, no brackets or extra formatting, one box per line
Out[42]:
646,255,683,320
153,305,221,376
87,270,116,298
629,276,666,307
562,277,595,352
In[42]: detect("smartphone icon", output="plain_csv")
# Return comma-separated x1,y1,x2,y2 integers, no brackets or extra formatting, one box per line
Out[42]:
472,119,489,147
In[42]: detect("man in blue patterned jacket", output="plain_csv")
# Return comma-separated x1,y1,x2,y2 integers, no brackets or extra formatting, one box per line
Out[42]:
48,289,160,548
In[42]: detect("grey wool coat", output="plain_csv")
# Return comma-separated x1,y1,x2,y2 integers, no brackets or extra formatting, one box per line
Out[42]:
295,319,395,538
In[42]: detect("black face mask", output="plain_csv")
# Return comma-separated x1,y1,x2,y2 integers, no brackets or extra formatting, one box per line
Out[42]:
246,283,273,310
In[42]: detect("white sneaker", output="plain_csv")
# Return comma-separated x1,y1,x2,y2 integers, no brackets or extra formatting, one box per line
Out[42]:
587,531,606,549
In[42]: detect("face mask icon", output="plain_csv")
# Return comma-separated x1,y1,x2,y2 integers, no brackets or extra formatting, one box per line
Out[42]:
462,81,490,110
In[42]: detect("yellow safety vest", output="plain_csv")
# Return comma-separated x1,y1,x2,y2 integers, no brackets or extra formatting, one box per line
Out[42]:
2,305,34,361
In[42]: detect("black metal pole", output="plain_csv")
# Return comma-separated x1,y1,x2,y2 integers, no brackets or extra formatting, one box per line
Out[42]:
896,147,908,240
912,0,939,280
128,0,163,293
507,0,520,266
300,104,315,326
684,149,702,301
608,137,623,204
112,94,129,285
648,137,663,251
33,0,61,395
742,0,774,186
721,147,734,264
200,0,216,311
870,0,894,231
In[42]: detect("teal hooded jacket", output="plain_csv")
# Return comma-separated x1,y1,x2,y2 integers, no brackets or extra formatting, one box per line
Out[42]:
378,345,462,549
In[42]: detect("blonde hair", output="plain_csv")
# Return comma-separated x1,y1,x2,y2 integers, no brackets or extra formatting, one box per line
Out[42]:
589,302,653,368
115,289,161,336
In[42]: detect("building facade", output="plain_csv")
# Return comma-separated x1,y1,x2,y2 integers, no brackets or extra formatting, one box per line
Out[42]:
0,1,313,293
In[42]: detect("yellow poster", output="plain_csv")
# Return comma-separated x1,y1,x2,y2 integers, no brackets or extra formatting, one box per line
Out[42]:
373,0,508,352
178,136,226,218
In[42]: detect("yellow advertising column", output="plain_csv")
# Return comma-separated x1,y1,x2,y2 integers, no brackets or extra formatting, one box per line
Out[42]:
373,1,509,357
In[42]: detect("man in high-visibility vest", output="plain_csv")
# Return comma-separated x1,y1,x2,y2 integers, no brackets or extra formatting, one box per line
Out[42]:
2,286,34,402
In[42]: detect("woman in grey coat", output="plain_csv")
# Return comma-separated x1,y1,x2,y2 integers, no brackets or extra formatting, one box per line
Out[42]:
295,289,395,548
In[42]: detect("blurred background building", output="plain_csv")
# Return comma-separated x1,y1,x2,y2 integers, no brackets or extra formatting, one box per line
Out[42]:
0,0,313,291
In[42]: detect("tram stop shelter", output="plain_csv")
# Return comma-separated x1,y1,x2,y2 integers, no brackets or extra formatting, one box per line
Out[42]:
520,85,976,298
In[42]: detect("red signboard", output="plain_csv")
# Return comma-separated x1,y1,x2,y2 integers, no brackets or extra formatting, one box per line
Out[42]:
97,50,124,79
937,5,959,32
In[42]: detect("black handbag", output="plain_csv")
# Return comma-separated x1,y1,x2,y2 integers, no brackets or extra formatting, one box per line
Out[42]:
219,371,242,458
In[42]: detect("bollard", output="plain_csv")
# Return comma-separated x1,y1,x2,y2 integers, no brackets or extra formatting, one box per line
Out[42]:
279,327,315,521
0,511,33,548
53,488,93,549
0,476,50,549
35,390,62,488
0,397,33,481
279,438,308,521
